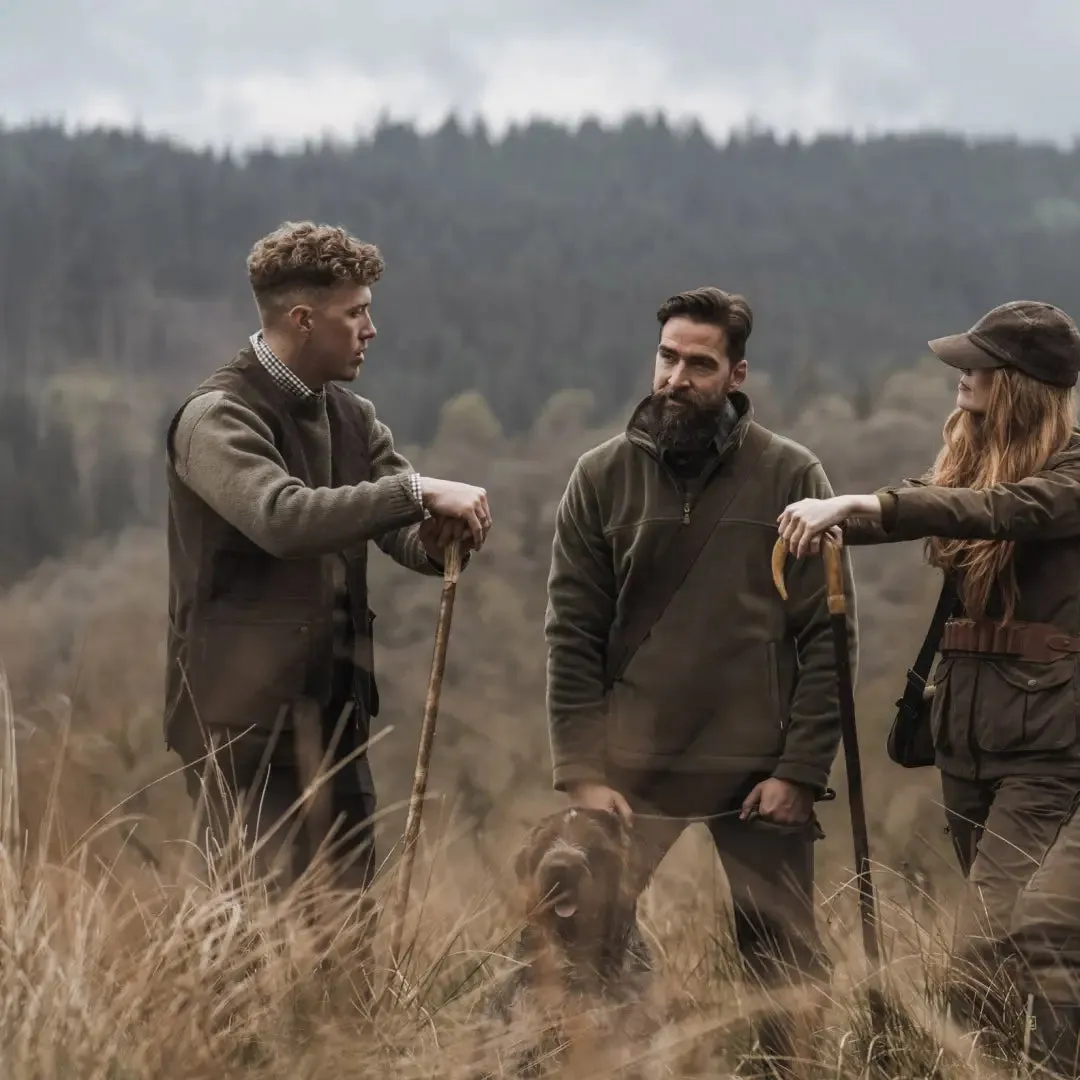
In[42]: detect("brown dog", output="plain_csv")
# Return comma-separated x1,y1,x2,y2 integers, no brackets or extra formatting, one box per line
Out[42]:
482,806,664,1077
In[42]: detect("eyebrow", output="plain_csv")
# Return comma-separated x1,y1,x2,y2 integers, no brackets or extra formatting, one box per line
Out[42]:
658,343,719,364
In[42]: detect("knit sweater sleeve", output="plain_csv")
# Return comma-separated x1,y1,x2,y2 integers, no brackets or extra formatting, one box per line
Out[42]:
170,390,425,558
362,398,444,576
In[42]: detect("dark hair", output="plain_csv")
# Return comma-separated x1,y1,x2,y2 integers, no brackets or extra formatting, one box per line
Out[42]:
656,287,753,362
246,220,384,311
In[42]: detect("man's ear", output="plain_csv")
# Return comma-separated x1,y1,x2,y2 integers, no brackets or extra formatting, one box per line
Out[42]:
728,357,748,391
287,302,314,334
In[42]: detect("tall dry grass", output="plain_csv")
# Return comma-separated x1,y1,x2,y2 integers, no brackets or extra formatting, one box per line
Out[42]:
0,651,1032,1080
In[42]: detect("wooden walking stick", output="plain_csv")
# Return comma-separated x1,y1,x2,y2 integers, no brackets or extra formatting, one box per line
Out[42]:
772,535,885,1028
388,538,464,969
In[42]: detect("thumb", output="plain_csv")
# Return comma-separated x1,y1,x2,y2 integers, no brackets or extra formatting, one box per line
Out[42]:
740,782,764,820
611,791,634,825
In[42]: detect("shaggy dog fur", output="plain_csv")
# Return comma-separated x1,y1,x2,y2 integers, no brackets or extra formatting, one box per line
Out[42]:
481,806,665,1078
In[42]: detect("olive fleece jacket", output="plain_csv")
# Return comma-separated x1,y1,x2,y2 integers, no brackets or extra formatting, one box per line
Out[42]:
544,391,858,796
171,388,437,570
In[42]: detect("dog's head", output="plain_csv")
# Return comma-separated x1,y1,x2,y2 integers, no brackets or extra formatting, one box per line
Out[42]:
513,806,636,946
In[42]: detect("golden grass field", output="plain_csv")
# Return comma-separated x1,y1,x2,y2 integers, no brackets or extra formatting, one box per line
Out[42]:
0,657,1033,1080
0,536,1033,1080
0,362,1041,1077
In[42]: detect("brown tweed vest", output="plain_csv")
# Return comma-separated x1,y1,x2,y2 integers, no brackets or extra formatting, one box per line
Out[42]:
163,345,378,742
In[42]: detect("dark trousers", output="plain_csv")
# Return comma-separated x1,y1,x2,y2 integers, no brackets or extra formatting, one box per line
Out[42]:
170,695,378,894
940,772,1080,1033
613,769,831,988
1009,794,1080,1076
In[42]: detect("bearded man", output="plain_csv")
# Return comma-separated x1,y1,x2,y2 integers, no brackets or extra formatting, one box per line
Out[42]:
543,286,857,1072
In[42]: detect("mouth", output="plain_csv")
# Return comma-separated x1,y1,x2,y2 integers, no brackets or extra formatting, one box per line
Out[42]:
539,873,584,919
552,896,578,919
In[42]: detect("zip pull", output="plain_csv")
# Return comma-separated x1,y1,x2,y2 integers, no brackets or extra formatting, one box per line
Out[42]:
683,501,691,525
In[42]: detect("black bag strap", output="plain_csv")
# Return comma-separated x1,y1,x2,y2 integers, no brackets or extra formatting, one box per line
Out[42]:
899,575,960,706
603,423,772,687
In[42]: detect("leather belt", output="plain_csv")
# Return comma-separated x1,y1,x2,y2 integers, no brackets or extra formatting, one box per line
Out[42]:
941,618,1080,664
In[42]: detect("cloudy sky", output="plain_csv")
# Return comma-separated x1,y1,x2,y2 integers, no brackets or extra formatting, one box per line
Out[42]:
3,0,1079,149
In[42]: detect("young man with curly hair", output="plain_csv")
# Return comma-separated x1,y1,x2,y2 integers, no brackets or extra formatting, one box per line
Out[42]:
164,220,492,897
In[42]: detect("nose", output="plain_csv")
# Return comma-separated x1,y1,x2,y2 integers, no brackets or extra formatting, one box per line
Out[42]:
538,855,589,896
667,361,692,389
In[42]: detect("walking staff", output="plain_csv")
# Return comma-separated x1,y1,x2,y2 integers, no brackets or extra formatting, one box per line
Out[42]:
773,536,883,995
388,539,464,968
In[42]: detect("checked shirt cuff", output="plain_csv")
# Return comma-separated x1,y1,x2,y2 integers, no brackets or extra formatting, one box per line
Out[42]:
407,472,430,519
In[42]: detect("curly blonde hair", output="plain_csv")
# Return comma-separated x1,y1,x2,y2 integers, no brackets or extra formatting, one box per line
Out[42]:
925,366,1076,620
246,221,384,310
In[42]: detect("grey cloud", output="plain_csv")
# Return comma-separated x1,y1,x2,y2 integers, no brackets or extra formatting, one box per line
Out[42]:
1,0,1079,145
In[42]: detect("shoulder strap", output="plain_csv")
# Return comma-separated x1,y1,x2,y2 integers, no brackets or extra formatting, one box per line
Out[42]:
603,423,772,686
899,575,960,704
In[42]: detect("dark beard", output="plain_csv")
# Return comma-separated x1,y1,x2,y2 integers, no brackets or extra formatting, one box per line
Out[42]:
641,390,728,453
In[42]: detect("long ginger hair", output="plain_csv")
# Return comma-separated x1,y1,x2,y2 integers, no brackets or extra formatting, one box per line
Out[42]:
924,367,1076,621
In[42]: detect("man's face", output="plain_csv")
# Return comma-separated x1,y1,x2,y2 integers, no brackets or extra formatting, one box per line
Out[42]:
294,282,377,384
648,316,746,445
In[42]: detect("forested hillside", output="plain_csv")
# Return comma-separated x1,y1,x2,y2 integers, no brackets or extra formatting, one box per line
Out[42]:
3,117,1080,583
4,117,1080,434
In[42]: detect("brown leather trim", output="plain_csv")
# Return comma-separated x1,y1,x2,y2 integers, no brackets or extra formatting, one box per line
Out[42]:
941,618,1080,663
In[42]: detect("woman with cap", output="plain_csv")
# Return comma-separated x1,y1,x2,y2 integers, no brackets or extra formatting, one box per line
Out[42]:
776,299,1080,1063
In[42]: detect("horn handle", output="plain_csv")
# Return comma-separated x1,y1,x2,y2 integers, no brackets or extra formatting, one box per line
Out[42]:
771,535,846,614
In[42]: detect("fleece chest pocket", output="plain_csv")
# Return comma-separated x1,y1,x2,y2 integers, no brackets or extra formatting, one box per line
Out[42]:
970,656,1077,755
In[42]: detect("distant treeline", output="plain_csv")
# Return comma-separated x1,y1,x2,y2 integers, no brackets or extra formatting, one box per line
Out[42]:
2,116,1080,584
3,117,1080,442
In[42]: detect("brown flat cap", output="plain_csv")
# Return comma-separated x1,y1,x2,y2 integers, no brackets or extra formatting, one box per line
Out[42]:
929,300,1080,388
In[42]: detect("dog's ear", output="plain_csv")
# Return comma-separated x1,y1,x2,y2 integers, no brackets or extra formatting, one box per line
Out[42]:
513,820,552,881
590,806,632,853
513,843,533,882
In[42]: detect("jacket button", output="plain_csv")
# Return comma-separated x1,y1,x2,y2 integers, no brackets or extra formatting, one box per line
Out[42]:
1027,678,1037,688
298,626,309,634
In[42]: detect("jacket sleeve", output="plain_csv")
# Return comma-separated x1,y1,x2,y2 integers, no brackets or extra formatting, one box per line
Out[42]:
841,511,902,546
544,460,616,791
170,391,424,559
775,459,858,794
878,456,1080,542
365,403,446,576
841,478,927,546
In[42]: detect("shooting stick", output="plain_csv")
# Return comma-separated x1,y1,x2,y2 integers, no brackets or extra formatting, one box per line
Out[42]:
388,538,463,969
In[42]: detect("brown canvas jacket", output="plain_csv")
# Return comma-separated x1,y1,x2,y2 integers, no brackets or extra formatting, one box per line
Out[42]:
545,390,858,796
844,431,1080,781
